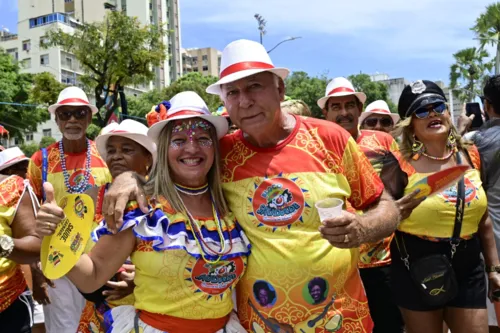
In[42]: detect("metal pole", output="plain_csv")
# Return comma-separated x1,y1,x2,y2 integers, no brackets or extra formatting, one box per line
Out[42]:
496,41,500,75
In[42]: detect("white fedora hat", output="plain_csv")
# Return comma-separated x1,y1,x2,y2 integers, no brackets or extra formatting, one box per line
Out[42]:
0,147,29,172
359,100,400,124
206,39,290,95
96,119,157,166
148,91,228,142
317,77,367,109
48,86,99,115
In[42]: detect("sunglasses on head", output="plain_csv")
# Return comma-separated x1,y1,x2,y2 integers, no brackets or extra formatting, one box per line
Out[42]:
363,117,393,128
56,109,89,121
414,102,447,119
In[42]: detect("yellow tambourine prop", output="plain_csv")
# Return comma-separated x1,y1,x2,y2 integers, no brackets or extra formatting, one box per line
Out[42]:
41,194,95,280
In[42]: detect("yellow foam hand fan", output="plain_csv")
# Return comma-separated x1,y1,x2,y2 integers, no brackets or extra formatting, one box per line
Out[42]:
41,194,95,279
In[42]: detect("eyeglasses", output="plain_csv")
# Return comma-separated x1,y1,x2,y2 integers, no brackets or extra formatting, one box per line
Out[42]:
414,102,447,119
363,117,393,128
56,109,89,121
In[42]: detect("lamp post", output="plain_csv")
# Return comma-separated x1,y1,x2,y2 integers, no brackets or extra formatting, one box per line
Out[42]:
254,14,267,45
474,36,500,75
267,36,302,54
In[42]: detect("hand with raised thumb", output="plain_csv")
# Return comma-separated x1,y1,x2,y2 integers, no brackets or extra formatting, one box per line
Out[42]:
36,182,65,237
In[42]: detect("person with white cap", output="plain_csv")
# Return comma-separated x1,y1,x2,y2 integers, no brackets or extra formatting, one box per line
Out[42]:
99,40,400,332
318,80,404,332
360,100,400,133
35,92,250,333
27,86,112,333
0,150,41,332
36,119,155,333
0,147,30,178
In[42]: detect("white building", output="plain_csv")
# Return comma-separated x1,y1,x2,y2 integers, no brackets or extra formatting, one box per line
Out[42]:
0,0,181,147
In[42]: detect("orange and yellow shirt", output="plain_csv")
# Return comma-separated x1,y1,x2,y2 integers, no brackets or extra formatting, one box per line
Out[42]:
28,141,111,203
220,116,384,333
356,130,399,268
0,176,29,312
395,146,487,239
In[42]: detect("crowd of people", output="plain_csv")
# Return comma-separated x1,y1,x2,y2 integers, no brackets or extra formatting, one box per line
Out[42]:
1,38,500,333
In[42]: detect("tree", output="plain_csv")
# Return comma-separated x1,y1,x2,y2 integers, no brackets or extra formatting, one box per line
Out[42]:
472,3,500,74
19,142,40,158
285,71,329,119
347,74,397,112
39,136,56,148
0,49,50,140
45,11,167,126
450,47,492,102
127,73,221,120
86,124,102,140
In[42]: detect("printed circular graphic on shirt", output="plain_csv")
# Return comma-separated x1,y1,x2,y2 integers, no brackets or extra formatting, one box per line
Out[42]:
69,170,95,190
303,277,329,305
251,177,305,227
252,280,277,308
440,177,478,204
191,256,245,295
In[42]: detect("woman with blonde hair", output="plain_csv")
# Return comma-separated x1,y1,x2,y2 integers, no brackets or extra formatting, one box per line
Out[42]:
36,92,250,333
381,80,500,333
281,99,312,117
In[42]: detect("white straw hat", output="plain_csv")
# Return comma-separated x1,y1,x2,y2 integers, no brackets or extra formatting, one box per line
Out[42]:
206,39,289,95
359,100,400,124
317,77,367,109
0,147,29,172
48,86,98,114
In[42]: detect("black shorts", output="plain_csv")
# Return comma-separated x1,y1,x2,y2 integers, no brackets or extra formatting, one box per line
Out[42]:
0,289,33,333
390,232,486,311
360,265,404,333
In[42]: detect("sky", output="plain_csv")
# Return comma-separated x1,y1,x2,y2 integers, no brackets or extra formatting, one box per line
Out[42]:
0,0,495,85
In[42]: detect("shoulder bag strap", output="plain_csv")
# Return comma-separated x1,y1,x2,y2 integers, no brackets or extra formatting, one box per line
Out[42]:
451,152,466,257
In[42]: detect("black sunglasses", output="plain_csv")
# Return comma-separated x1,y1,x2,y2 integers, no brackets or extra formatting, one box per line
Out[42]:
56,109,89,121
363,117,393,128
414,102,447,119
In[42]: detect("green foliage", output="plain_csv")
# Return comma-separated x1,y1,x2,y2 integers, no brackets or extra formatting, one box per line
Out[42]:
449,47,492,102
19,143,40,158
86,124,102,140
348,74,397,112
44,11,167,126
284,71,329,119
0,49,50,140
39,136,56,148
472,3,500,49
29,72,67,109
127,73,221,120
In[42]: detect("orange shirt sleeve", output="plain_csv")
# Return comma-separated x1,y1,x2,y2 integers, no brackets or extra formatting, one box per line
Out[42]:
27,151,43,200
341,136,384,210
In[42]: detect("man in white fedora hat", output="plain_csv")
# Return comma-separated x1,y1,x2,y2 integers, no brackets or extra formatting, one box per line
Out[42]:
28,86,111,333
319,80,403,332
0,147,30,178
101,39,400,333
360,100,400,133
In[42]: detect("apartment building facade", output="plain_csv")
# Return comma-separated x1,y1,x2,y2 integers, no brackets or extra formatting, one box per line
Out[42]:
182,47,221,77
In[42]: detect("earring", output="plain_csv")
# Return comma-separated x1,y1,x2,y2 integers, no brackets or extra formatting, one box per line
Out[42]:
412,135,425,160
447,131,458,153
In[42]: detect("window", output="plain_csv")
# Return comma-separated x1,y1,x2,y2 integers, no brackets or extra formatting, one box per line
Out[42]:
6,48,18,61
192,56,198,65
22,40,30,51
193,67,198,72
40,54,49,65
25,133,33,141
43,129,52,137
149,2,153,9
150,16,153,22
22,58,31,68
202,66,208,71
202,55,208,61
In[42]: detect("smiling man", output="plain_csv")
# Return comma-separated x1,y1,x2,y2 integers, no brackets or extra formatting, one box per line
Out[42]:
27,86,111,333
318,79,404,332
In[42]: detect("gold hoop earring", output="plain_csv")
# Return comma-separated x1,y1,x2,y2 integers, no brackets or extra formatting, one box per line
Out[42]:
412,135,425,160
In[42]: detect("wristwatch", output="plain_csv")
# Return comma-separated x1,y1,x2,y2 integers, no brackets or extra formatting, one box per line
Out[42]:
486,265,500,273
0,235,14,258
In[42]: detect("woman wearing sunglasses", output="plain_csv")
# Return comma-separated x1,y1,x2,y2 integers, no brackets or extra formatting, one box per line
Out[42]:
380,80,500,333
360,100,399,133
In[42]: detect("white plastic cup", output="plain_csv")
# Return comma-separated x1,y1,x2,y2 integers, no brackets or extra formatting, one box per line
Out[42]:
315,198,344,222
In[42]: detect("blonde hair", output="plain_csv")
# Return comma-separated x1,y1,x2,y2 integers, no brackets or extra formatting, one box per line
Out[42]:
145,118,229,216
392,105,468,160
281,99,312,117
